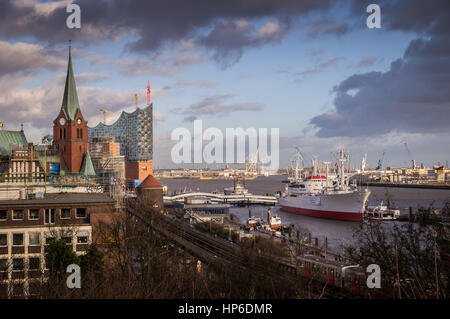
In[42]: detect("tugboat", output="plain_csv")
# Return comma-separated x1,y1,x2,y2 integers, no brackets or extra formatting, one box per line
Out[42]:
224,178,251,195
365,201,400,221
267,208,281,229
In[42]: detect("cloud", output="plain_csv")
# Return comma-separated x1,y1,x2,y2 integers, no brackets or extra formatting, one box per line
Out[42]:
0,0,334,54
199,19,289,67
307,19,349,37
116,51,203,76
180,94,264,122
279,56,344,79
0,41,65,76
163,80,217,90
356,56,377,68
310,1,450,137
0,73,136,130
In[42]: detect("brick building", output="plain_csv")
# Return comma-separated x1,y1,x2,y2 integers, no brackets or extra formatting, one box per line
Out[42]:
0,193,115,298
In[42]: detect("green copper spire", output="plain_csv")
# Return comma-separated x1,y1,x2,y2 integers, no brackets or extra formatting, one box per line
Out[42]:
61,42,80,121
80,151,96,176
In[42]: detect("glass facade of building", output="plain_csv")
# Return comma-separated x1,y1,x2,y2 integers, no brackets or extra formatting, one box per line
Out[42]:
88,105,153,162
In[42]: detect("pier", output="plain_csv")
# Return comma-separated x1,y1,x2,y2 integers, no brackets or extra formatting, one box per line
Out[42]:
164,192,278,206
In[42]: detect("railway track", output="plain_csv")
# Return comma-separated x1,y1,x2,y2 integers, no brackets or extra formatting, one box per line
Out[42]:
126,202,364,298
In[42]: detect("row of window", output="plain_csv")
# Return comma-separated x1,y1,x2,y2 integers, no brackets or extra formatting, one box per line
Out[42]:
0,257,42,272
0,231,89,247
0,208,87,221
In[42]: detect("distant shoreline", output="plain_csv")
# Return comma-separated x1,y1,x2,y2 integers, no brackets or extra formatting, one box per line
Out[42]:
359,182,450,190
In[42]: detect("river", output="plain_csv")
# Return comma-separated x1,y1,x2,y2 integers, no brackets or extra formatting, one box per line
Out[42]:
159,175,450,250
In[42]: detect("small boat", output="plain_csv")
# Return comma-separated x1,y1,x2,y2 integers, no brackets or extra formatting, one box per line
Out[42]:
247,216,263,227
365,201,400,221
224,178,251,195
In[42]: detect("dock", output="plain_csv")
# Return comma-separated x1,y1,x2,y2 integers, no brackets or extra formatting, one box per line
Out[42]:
164,192,278,206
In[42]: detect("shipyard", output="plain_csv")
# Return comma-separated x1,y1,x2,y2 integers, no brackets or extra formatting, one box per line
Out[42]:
0,1,449,309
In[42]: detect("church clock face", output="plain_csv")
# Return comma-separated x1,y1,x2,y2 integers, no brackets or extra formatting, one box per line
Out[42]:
77,118,82,125
59,117,66,125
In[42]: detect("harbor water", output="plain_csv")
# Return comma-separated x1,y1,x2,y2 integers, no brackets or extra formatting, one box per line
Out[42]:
159,175,450,250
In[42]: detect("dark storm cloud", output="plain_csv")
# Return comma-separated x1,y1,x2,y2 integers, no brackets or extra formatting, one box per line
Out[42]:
310,0,450,137
198,18,290,68
0,0,329,57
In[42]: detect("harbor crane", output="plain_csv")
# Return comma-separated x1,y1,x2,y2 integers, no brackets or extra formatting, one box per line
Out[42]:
402,141,416,169
100,109,113,124
375,150,386,170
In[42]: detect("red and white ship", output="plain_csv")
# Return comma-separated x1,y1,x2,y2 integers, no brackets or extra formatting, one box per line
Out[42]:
279,150,370,222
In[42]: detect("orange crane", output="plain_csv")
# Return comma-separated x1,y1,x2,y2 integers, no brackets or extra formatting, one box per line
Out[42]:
100,109,113,124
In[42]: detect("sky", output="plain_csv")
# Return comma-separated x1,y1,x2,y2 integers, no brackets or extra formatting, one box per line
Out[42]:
0,0,449,170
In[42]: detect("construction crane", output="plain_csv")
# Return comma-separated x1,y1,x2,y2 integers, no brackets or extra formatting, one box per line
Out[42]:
100,109,113,124
402,141,416,169
375,150,386,170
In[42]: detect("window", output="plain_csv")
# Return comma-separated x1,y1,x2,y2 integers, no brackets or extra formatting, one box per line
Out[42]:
12,233,24,246
63,128,66,139
12,210,24,220
28,257,40,271
142,166,147,171
45,209,55,224
76,208,87,218
28,232,40,246
60,208,71,219
59,128,62,139
12,258,24,271
60,231,72,244
77,231,89,244
45,237,56,245
80,129,83,139
0,210,7,221
0,258,8,272
29,209,40,220
0,234,7,247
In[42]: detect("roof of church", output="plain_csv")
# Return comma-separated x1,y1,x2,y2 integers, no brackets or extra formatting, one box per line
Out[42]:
0,130,28,157
137,174,162,189
60,46,81,121
79,151,96,176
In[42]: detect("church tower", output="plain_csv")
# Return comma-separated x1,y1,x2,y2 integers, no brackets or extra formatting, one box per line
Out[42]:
53,44,89,174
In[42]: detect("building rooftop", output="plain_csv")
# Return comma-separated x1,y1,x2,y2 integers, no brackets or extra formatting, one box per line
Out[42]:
137,174,162,188
0,130,28,157
59,46,81,121
0,193,115,206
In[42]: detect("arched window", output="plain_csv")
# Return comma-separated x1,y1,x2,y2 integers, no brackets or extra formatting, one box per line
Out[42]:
63,128,66,139
80,129,83,139
60,128,62,139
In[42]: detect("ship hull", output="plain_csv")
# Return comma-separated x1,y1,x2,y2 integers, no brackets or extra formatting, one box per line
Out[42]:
279,190,370,222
